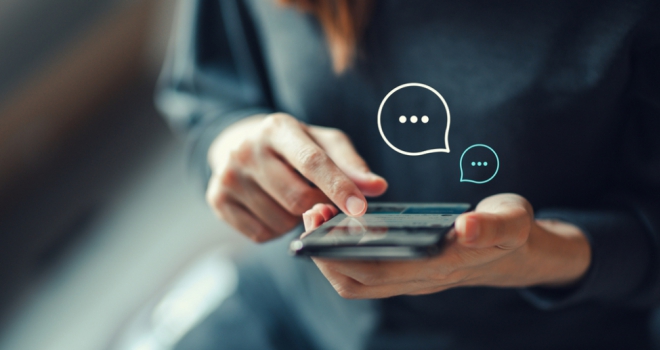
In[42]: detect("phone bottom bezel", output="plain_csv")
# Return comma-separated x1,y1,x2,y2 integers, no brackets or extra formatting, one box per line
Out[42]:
291,244,441,260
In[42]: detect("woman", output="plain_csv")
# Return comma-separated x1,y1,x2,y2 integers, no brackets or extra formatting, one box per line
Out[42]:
157,0,660,348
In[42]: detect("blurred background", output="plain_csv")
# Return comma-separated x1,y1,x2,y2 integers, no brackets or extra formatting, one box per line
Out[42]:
0,0,248,349
2,1,660,350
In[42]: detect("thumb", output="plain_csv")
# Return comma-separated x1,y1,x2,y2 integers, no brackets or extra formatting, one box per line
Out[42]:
454,194,533,249
309,126,388,197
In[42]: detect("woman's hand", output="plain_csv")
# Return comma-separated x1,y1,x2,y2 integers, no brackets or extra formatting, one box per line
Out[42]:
302,194,591,299
206,113,388,242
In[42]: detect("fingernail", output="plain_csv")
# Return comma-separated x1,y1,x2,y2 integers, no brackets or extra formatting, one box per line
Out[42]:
302,213,311,230
465,217,480,242
368,172,384,180
353,170,382,180
346,196,366,216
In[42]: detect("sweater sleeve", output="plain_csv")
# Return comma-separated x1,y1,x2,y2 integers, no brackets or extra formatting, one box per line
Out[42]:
156,0,274,188
520,7,660,309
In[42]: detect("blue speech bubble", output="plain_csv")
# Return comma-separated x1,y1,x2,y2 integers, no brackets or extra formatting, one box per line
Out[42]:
460,144,499,184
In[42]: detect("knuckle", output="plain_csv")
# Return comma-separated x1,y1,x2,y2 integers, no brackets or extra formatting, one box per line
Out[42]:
218,168,240,188
262,113,293,132
517,218,532,245
206,186,230,210
215,192,231,208
250,233,271,244
245,224,272,243
325,176,346,199
230,141,257,166
297,146,327,172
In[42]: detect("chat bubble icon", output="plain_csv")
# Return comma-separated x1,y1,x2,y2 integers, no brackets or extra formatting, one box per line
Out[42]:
460,144,499,184
377,83,450,156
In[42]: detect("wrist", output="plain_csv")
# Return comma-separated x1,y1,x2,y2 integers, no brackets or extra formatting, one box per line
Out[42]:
525,219,592,287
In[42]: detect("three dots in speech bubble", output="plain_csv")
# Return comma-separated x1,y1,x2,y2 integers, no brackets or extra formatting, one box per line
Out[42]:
459,144,499,184
398,115,429,124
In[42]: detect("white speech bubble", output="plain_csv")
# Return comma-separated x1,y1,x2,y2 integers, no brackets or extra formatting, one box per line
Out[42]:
377,83,451,156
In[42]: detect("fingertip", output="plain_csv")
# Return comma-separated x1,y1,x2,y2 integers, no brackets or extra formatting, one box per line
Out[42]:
303,207,329,231
353,173,389,197
366,178,389,197
302,212,312,231
309,210,325,229
456,214,481,245
345,195,367,216
311,203,328,212
454,214,468,235
319,204,338,221
379,177,389,191
365,172,386,185
310,202,339,220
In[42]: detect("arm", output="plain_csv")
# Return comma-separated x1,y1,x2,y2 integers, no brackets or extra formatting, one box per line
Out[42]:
157,0,388,242
522,10,660,308
156,0,274,187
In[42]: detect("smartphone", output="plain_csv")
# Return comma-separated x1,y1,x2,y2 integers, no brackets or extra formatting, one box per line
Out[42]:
289,202,470,259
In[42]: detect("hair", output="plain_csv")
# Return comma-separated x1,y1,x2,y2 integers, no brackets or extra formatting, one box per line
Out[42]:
278,0,374,73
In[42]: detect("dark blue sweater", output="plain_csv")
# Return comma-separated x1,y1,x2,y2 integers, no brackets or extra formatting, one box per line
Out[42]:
157,0,660,348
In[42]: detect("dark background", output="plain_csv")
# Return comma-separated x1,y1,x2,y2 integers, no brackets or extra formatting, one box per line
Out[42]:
0,1,658,349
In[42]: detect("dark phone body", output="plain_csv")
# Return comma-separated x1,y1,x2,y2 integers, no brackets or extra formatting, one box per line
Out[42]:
290,203,470,259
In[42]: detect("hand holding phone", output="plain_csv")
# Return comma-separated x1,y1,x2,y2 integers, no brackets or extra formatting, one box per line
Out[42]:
296,194,591,300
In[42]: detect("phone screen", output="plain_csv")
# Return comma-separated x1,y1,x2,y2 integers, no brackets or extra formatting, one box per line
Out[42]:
299,203,470,247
